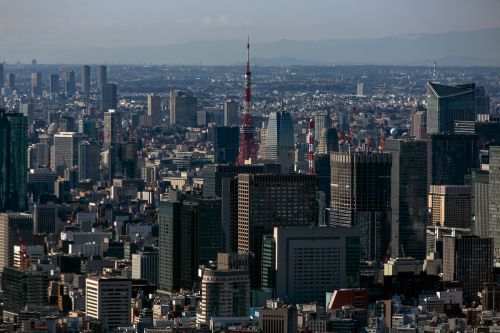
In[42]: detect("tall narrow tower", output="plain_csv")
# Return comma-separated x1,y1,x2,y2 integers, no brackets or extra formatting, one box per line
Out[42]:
236,38,256,164
307,119,315,174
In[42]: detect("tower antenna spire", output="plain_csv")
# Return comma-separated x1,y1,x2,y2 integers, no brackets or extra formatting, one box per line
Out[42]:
237,36,256,164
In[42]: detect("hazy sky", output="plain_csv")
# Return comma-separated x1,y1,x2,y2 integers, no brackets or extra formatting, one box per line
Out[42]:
1,0,499,47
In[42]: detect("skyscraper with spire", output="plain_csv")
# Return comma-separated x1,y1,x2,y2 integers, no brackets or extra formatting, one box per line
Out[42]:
236,38,256,164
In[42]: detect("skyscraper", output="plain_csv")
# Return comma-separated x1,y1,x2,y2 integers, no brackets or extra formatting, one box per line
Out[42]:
148,94,162,125
443,235,493,296
101,83,117,112
224,100,240,126
31,72,42,97
237,173,317,287
330,151,392,262
489,146,500,257
158,200,181,293
169,90,198,127
314,114,332,140
472,169,489,237
0,213,33,270
6,73,15,91
265,111,295,172
49,74,59,94
2,267,48,313
104,109,122,147
64,70,76,97
317,128,339,154
385,138,427,260
0,110,28,212
426,82,476,134
429,185,471,228
411,104,427,139
427,134,479,187
214,126,240,164
0,64,3,88
80,65,90,95
78,139,101,182
98,65,107,88
85,276,132,329
52,132,86,175
273,226,360,304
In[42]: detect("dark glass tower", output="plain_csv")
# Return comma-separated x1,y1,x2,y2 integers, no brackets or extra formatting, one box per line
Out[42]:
426,82,476,134
0,110,28,212
214,126,240,164
101,83,118,113
385,138,428,260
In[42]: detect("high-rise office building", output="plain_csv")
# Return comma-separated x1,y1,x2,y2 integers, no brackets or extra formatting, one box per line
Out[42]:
85,276,132,329
132,250,159,286
6,73,15,91
214,126,240,164
315,154,332,212
475,86,491,115
169,90,198,127
472,169,489,237
179,197,222,289
314,114,332,140
489,146,500,257
0,110,28,212
0,213,33,271
197,268,250,324
317,128,339,154
385,139,427,260
147,94,162,125
98,65,107,88
330,152,392,262
52,132,86,175
265,111,295,172
443,235,493,296
429,185,471,228
49,74,59,94
426,82,476,134
2,267,48,313
0,64,3,88
80,65,90,95
158,200,181,293
64,70,76,97
101,83,118,112
237,173,317,287
104,109,122,147
224,100,240,126
273,226,360,304
31,72,42,96
78,139,101,182
427,134,479,186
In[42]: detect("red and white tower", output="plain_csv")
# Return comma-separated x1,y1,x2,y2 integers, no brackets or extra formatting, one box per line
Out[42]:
236,37,257,164
307,118,315,174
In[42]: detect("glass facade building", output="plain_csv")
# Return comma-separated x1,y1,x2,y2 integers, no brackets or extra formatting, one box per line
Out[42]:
265,111,294,172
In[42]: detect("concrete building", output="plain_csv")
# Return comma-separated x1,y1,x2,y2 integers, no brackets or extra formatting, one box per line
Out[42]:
237,173,317,287
274,226,360,304
259,303,297,333
97,65,107,88
13,245,45,268
85,276,132,329
52,132,86,176
78,139,101,182
472,169,489,237
224,100,240,126
197,268,250,324
31,72,42,96
317,128,339,155
443,235,493,296
428,185,471,228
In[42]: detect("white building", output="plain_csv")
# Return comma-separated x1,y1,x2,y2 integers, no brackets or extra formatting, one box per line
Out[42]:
86,276,132,329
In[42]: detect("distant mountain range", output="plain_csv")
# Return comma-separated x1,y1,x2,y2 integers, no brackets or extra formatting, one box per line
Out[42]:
2,28,500,66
